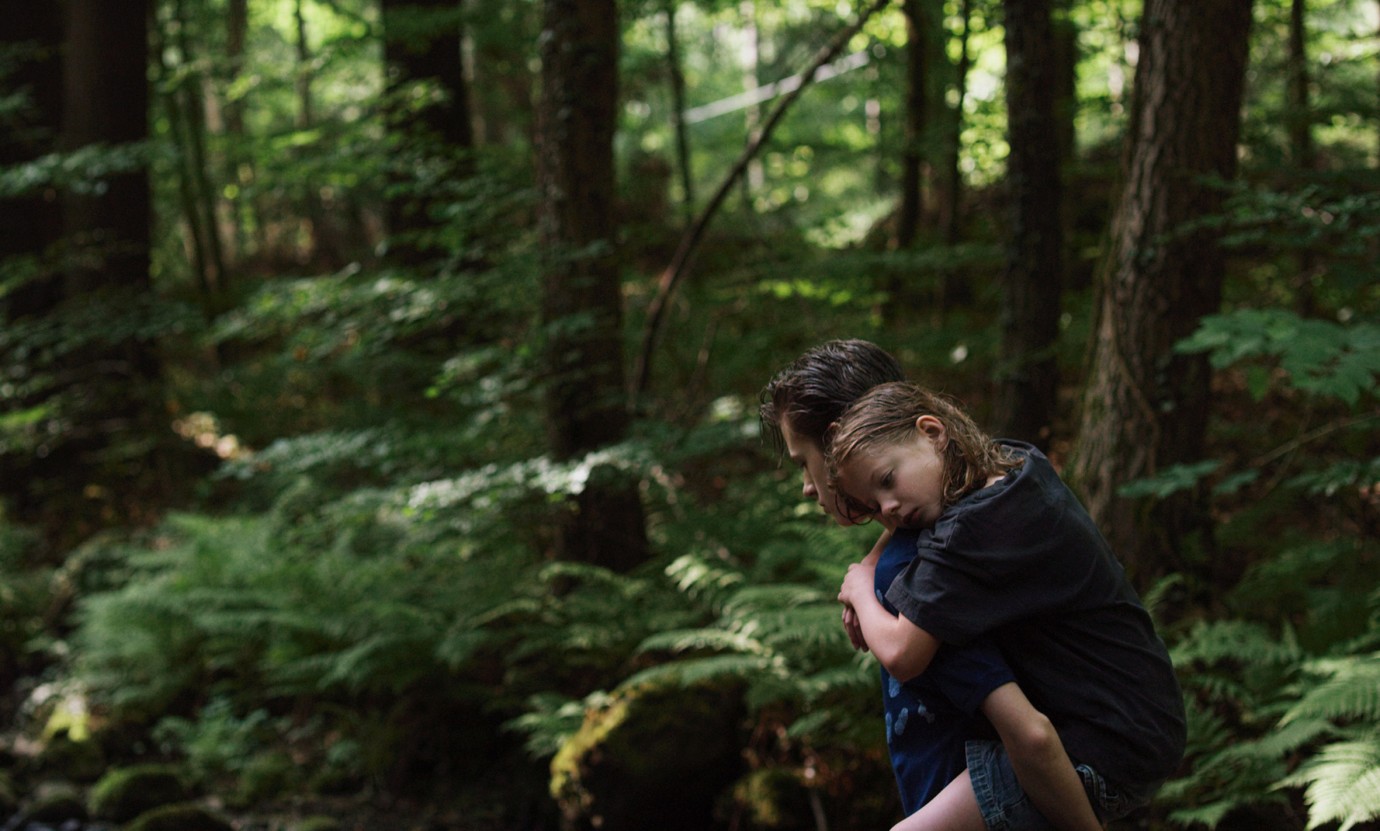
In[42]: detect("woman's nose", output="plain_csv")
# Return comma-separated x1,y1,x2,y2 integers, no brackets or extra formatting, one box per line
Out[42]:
802,474,817,498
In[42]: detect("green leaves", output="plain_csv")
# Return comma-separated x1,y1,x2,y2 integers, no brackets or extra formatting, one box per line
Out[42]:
1176,309,1380,406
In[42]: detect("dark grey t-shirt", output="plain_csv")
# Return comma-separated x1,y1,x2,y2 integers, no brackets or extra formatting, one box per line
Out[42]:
884,442,1187,787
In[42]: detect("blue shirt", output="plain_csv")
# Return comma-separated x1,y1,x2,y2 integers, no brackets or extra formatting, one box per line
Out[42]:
875,529,1014,815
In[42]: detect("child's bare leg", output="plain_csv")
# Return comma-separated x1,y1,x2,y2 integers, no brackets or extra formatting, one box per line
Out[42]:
890,770,987,831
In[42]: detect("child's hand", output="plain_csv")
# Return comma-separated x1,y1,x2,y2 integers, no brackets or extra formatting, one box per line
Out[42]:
842,605,869,652
838,560,876,609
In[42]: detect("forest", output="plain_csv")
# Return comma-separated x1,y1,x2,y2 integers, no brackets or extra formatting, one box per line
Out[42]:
0,0,1378,830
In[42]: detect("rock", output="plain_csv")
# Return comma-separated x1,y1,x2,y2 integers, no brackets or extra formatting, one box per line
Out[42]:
10,782,87,827
234,752,300,807
122,803,234,831
88,764,191,823
30,736,105,784
550,679,745,831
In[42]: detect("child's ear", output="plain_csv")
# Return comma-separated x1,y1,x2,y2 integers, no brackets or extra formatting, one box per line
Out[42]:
915,415,946,446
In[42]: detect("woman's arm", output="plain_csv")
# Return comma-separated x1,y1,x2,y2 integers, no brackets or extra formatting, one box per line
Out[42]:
982,683,1103,831
838,560,939,682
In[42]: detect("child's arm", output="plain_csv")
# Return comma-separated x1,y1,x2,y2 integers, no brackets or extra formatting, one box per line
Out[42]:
842,529,893,651
838,559,939,681
982,683,1104,831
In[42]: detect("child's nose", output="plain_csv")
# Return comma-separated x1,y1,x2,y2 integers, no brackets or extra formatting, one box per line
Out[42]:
802,475,817,498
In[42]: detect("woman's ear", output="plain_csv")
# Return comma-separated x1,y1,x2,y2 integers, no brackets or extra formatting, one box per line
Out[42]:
915,415,946,447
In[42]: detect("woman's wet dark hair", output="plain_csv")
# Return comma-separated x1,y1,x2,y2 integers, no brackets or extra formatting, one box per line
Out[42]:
759,339,905,452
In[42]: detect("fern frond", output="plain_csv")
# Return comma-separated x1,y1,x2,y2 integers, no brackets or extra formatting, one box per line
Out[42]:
1278,736,1380,831
1283,653,1380,725
618,654,777,691
665,553,745,609
637,628,766,656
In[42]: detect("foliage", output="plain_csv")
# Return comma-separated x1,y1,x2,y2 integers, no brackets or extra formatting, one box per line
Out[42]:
1152,297,1380,829
4,0,1380,827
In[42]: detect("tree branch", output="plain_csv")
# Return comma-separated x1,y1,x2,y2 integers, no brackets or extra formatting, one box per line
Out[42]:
631,0,894,402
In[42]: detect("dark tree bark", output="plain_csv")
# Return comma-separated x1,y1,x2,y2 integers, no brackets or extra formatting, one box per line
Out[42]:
894,0,928,252
537,0,648,571
1287,0,1318,316
0,0,64,528
664,0,694,223
992,0,1064,448
1070,0,1254,586
938,0,973,309
0,0,63,318
381,0,475,261
52,0,172,544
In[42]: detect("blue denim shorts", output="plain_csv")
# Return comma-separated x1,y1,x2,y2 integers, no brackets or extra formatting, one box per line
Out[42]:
966,739,1160,830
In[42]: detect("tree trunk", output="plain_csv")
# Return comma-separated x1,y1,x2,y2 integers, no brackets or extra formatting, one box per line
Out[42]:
1070,0,1253,586
0,0,63,319
894,0,927,252
1287,0,1318,316
56,0,172,543
0,0,64,530
993,0,1064,448
939,0,973,309
665,0,694,223
381,0,474,261
537,0,648,572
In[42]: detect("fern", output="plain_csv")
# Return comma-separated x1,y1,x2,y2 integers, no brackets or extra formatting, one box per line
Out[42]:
1278,736,1380,831
1283,653,1380,726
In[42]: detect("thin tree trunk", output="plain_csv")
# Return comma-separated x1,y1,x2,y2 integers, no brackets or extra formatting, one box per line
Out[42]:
894,0,927,251
740,0,765,197
538,0,648,571
223,0,252,267
993,0,1064,448
1288,0,1317,316
1070,0,1254,587
632,0,893,399
293,0,339,264
939,0,972,309
665,0,694,223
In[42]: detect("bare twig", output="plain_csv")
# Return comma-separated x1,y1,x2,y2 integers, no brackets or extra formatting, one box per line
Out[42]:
631,0,895,402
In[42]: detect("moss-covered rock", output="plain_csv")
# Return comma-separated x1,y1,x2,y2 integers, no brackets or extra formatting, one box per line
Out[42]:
728,767,813,829
31,733,106,782
123,802,234,831
0,771,17,818
88,763,192,822
234,750,301,806
550,679,745,831
14,782,88,826
295,815,344,831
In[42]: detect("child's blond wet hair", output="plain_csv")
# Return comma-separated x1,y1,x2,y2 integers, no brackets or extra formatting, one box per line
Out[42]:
827,382,1023,514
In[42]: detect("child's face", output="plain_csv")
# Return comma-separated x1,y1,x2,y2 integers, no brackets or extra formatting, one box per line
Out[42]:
780,418,858,526
835,416,948,530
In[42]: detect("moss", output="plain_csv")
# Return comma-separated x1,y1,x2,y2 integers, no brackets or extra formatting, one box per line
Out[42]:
89,763,191,822
549,679,745,831
295,816,344,831
235,751,301,806
123,802,234,831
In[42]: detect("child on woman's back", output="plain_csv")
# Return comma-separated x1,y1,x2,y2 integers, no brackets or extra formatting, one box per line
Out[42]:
761,341,1102,831
829,381,1186,829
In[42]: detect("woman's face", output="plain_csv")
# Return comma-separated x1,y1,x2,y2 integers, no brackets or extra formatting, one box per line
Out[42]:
780,419,855,526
